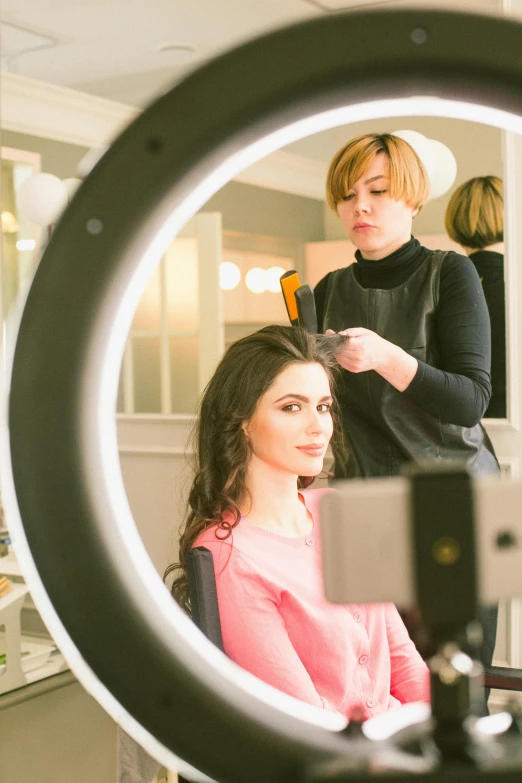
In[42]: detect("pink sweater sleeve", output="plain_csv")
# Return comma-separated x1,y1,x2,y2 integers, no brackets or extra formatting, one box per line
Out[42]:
210,542,341,714
385,604,430,704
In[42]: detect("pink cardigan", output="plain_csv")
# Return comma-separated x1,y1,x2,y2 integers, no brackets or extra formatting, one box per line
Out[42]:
194,487,429,720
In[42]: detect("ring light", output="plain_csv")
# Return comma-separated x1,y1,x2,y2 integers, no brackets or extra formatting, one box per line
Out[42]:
6,9,522,782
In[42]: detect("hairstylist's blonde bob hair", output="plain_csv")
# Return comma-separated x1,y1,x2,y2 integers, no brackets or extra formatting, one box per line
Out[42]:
326,132,430,213
445,175,503,250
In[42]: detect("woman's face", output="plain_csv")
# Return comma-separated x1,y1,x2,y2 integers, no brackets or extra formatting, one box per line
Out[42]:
336,152,418,261
244,361,334,479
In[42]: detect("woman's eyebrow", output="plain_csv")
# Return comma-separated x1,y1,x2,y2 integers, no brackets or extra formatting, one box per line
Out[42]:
274,394,333,403
363,174,389,185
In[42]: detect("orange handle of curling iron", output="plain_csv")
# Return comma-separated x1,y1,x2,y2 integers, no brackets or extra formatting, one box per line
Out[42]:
280,270,300,326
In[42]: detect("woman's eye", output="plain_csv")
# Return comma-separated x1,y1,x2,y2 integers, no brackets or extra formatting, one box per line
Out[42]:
317,403,331,413
342,194,354,201
282,403,300,412
371,189,387,195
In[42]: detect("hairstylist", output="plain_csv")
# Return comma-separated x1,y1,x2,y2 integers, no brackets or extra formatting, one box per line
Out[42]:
314,133,499,480
314,134,499,708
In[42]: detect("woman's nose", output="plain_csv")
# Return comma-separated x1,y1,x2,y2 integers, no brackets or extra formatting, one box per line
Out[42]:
354,195,370,214
306,410,324,433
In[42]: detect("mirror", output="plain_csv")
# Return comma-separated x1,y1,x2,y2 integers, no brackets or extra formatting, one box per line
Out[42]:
0,115,512,667
114,113,510,719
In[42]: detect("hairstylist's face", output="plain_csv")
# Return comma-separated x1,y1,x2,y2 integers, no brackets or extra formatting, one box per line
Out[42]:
337,152,418,261
244,362,333,479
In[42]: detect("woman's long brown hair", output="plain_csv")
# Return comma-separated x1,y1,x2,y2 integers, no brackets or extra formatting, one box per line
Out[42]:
165,325,344,614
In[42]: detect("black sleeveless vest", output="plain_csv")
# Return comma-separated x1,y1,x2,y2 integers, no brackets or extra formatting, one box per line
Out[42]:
322,250,499,478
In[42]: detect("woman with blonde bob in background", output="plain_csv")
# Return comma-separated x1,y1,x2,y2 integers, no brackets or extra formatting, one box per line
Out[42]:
167,325,430,722
445,175,505,417
314,133,499,710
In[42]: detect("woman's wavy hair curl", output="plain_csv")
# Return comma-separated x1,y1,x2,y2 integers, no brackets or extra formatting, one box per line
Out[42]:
165,324,344,614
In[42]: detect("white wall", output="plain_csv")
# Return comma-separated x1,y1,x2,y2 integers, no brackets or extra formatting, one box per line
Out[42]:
117,415,194,574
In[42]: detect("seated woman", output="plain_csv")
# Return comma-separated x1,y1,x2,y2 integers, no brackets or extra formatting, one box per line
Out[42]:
167,325,429,721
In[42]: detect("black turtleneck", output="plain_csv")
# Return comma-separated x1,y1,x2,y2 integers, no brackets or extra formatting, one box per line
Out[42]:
314,237,492,427
468,249,505,418
352,236,432,288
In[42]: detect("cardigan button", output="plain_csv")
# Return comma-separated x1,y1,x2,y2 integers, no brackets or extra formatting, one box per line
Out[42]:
358,655,368,665
305,537,313,546
366,698,376,708
353,612,361,622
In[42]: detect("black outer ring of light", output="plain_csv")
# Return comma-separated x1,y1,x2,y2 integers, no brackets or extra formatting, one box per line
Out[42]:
8,8,522,783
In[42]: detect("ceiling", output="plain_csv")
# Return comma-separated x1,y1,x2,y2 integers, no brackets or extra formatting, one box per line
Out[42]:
0,0,511,110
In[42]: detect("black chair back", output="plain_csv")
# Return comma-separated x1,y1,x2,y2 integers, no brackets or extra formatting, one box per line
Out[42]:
185,546,224,652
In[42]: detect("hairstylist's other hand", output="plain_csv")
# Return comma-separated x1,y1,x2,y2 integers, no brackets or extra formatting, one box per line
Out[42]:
326,327,388,373
325,328,418,391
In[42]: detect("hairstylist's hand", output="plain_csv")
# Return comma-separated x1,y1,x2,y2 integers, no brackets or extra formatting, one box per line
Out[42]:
325,328,418,392
326,327,388,373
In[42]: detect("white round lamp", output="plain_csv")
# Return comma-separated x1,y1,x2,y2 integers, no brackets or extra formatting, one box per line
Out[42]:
428,138,458,199
16,173,69,227
391,129,457,200
392,128,436,183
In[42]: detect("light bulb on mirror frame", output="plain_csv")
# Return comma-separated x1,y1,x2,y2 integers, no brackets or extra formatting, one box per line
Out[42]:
265,266,287,293
245,267,267,293
219,261,241,290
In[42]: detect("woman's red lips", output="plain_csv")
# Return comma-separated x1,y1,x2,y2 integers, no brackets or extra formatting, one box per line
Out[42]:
354,222,373,229
297,444,325,455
